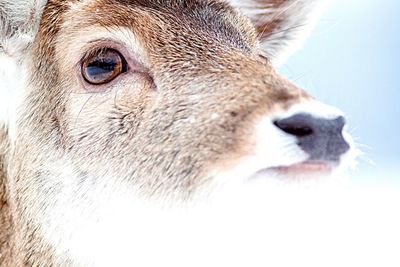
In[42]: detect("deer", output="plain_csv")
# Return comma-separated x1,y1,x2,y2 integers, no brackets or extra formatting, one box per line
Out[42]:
0,0,356,266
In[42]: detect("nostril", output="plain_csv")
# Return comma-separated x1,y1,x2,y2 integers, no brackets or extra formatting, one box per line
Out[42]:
274,118,314,137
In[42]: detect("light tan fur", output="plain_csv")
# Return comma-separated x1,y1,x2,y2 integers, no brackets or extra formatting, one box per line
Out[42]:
0,126,11,264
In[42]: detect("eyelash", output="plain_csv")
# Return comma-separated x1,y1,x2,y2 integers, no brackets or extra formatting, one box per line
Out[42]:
259,54,270,64
81,46,112,65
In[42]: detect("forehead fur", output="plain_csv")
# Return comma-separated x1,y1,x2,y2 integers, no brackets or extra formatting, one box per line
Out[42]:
39,0,258,54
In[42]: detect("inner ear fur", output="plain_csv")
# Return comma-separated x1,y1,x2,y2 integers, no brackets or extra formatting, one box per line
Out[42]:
0,0,47,54
226,0,329,64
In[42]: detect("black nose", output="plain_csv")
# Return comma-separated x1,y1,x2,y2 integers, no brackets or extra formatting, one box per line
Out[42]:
274,114,350,162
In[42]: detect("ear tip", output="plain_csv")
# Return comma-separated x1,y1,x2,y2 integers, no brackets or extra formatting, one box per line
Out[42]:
227,0,331,65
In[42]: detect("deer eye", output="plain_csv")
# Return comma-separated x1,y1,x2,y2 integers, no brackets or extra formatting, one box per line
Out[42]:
82,49,127,85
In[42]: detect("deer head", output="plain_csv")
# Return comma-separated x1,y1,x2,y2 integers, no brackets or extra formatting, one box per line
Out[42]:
0,0,356,266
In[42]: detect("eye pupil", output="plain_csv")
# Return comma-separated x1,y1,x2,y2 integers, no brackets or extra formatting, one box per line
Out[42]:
82,49,126,85
86,60,118,80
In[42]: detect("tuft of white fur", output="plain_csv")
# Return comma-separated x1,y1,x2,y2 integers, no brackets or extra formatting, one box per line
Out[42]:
227,0,331,65
0,53,16,125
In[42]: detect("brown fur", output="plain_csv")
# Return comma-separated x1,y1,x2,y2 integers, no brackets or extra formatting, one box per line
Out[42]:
0,125,11,265
2,0,314,265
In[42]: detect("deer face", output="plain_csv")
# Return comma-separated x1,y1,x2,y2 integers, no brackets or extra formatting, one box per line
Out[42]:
6,0,353,200
0,0,356,265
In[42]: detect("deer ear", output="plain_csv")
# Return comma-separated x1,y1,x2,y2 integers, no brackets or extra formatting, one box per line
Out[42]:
0,0,47,57
227,0,329,65
0,0,46,125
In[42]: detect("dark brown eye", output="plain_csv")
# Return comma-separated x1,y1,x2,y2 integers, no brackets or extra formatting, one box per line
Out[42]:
82,49,127,85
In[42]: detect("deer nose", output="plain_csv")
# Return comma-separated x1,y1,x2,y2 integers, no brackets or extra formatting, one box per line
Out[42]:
274,114,350,162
